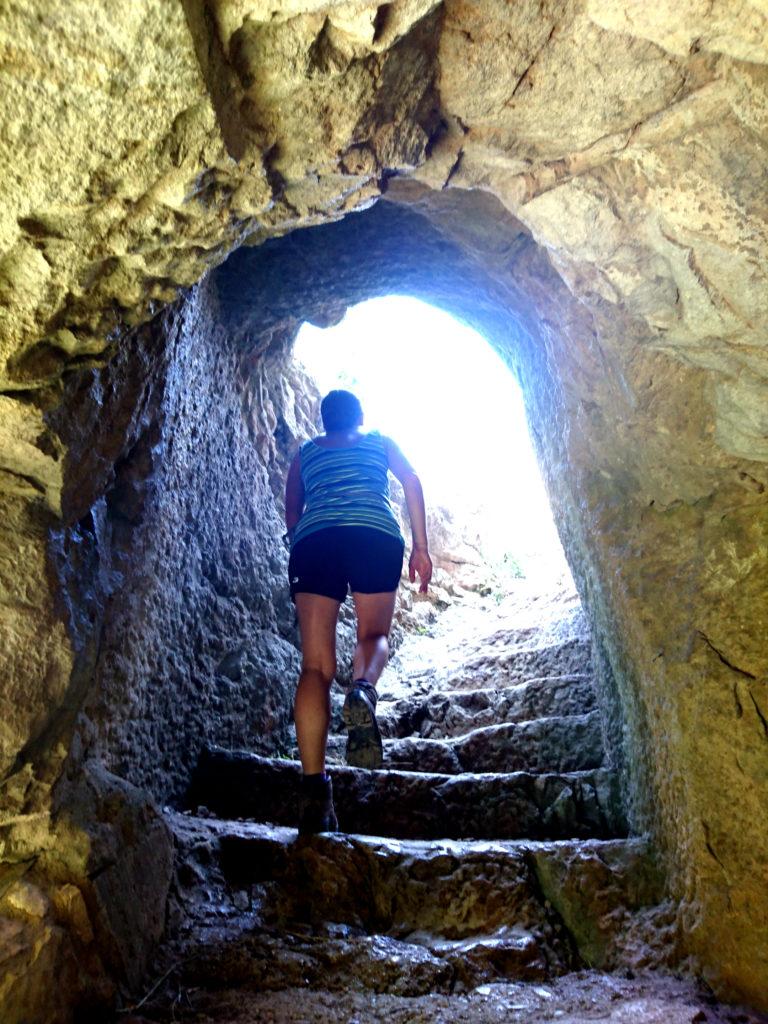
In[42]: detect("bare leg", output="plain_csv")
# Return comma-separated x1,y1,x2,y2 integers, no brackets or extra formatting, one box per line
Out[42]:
293,593,341,775
351,590,398,686
342,591,397,770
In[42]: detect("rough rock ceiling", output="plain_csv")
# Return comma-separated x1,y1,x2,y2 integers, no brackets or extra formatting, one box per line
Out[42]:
1,1,766,451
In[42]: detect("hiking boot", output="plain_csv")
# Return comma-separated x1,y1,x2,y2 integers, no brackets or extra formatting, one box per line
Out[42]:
342,680,383,770
297,774,338,835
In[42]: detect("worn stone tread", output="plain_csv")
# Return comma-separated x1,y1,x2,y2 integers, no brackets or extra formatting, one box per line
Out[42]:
140,971,768,1024
432,637,592,692
377,674,598,740
380,712,604,775
303,710,604,775
167,813,662,985
188,748,626,840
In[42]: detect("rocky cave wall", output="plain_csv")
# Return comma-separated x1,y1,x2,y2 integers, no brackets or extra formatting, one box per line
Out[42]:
1,0,767,1019
51,279,316,803
0,276,325,1019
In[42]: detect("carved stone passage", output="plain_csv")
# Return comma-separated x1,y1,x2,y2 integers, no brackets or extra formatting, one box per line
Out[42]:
214,190,768,1011
0,1,767,1020
124,588,741,1021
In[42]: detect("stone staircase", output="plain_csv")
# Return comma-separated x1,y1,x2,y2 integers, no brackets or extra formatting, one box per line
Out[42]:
188,590,625,841
140,588,683,1022
189,747,623,842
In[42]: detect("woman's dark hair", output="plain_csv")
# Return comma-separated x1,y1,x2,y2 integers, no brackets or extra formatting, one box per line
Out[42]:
320,390,364,432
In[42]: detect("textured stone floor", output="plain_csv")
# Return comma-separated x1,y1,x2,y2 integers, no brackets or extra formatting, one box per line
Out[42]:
189,582,624,841
132,972,768,1024
137,584,767,1024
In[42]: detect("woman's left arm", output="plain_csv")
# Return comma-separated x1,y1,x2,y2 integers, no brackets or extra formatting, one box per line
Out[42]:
384,436,432,593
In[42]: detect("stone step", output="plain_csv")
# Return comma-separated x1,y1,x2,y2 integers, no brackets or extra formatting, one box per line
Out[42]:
382,712,604,775
432,636,593,692
167,814,662,993
141,972,761,1024
188,748,627,840
307,710,604,775
377,674,597,740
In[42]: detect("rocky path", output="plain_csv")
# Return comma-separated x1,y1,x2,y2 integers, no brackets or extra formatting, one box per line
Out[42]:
190,584,624,841
134,584,768,1024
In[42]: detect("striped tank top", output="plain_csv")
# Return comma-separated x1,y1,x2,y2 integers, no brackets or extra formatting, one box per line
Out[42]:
292,431,403,548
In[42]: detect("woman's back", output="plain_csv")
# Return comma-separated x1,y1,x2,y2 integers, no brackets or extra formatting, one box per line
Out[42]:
293,431,402,547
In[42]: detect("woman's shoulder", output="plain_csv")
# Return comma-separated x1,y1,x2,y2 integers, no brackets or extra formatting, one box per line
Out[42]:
363,430,395,454
365,429,388,444
370,431,401,453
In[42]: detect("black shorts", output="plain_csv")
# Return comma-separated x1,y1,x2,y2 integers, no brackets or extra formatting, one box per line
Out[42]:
288,526,405,603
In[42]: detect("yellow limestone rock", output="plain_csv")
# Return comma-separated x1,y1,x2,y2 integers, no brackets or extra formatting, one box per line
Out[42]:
0,0,766,1016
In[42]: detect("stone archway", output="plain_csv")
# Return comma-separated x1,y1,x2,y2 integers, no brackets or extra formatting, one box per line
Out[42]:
5,181,762,1017
1,2,767,1019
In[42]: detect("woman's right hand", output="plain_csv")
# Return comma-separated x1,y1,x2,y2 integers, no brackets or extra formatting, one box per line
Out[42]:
409,547,433,594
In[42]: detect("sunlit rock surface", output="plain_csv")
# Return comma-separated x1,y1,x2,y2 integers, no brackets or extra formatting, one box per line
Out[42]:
0,0,767,1019
0,760,172,1022
0,0,441,388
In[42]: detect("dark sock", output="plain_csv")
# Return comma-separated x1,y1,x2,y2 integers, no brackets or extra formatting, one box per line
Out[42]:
301,772,329,793
353,678,377,698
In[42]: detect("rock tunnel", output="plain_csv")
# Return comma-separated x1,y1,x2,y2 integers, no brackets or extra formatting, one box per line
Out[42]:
1,1,767,1021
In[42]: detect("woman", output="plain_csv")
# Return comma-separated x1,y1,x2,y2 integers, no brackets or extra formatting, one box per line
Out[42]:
285,389,432,834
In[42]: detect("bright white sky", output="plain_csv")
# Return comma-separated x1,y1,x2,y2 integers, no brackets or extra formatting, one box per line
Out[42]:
294,295,569,579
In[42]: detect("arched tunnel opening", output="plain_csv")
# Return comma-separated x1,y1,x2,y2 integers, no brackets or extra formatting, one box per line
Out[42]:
3,176,767,1023
45,187,626,803
293,294,572,587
